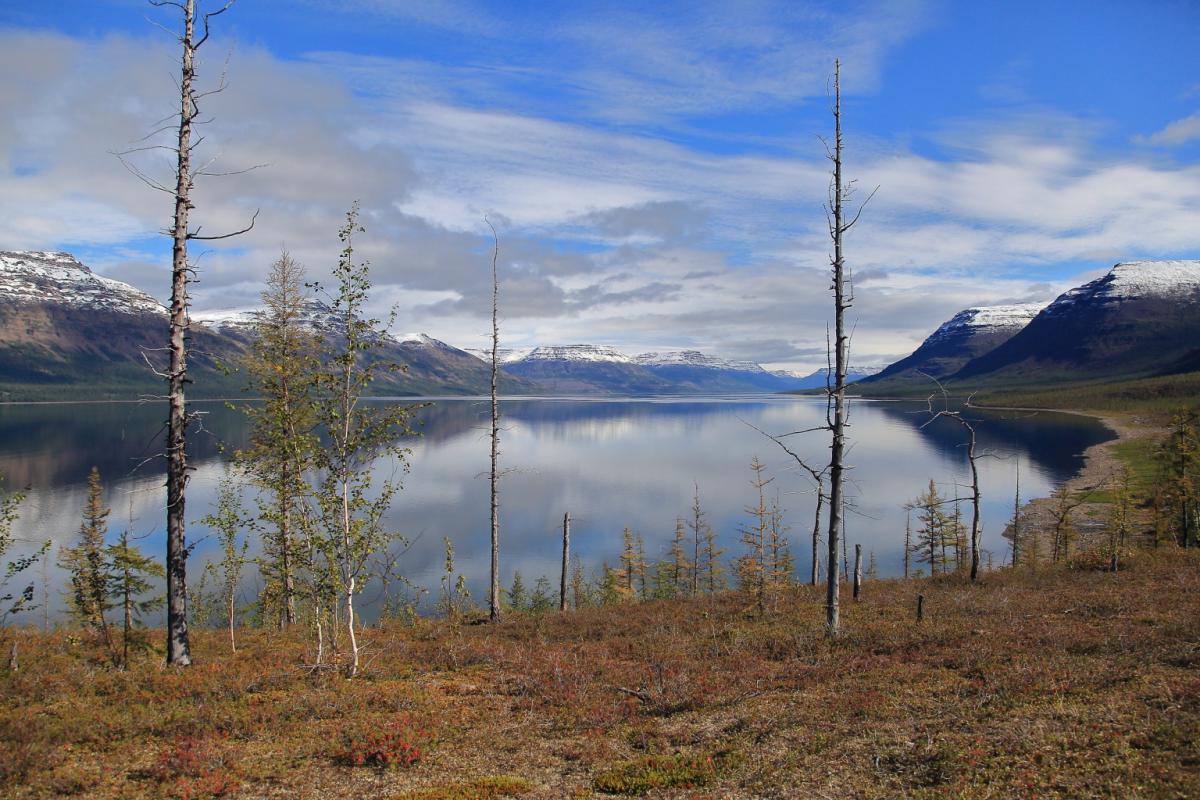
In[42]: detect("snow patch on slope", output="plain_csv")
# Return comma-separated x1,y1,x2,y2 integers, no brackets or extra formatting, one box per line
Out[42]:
924,303,1044,344
0,251,165,316
520,345,632,364
465,347,534,364
1046,260,1200,315
634,350,765,373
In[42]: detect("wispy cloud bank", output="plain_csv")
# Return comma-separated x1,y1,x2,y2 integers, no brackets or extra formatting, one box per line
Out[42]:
1,1,1198,370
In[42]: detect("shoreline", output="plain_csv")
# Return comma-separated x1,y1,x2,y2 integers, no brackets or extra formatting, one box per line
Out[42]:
1010,409,1162,553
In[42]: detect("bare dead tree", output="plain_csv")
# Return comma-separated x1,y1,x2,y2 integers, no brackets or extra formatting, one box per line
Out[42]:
920,374,983,581
486,218,502,623
560,511,570,612
821,59,874,635
852,543,862,601
129,0,257,667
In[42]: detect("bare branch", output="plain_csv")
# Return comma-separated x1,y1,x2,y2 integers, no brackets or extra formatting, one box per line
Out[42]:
112,152,175,195
741,419,829,484
195,162,267,178
842,184,880,233
187,209,259,241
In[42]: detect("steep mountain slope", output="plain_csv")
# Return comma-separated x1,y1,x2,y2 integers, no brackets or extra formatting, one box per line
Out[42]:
954,261,1200,384
0,251,532,399
0,251,243,399
855,304,1043,395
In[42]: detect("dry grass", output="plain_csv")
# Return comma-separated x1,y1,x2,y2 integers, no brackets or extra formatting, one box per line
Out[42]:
3,551,1199,799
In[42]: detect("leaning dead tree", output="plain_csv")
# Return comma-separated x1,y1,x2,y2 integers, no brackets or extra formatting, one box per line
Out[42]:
921,374,983,581
821,59,874,635
486,219,502,622
123,0,257,666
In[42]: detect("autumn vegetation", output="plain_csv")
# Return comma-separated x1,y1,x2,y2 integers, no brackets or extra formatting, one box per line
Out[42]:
2,545,1198,798
2,4,1199,798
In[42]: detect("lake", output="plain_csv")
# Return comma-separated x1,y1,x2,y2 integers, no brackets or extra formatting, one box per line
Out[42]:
1,395,1112,623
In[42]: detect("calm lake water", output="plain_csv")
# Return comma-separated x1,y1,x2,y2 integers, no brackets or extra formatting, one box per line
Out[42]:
2,396,1112,623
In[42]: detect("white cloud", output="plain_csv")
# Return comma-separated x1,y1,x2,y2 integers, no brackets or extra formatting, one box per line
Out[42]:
1,15,1199,373
1138,112,1200,147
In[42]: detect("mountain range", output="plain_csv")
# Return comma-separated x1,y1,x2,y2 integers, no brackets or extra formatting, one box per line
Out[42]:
0,251,865,399
469,345,878,394
856,259,1200,396
5,251,1195,401
0,251,526,400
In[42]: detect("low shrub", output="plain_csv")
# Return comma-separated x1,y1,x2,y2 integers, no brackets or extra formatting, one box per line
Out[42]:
333,715,431,769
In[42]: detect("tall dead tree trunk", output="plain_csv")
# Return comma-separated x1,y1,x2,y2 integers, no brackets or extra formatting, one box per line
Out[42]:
823,58,874,635
1011,462,1022,567
560,511,570,612
903,507,912,578
164,0,199,667
810,485,823,585
965,425,982,581
486,219,502,623
853,543,862,601
141,0,251,667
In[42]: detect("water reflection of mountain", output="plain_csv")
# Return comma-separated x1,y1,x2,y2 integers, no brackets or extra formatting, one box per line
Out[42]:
0,401,250,489
0,397,1111,496
420,396,778,439
870,402,1113,484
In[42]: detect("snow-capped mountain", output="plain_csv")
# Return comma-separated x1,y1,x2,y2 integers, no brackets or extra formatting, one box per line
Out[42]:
634,350,812,392
523,344,633,363
634,350,763,372
464,347,534,364
857,302,1045,391
955,260,1200,383
495,344,870,394
195,301,459,352
1044,260,1200,311
921,304,1047,346
0,251,165,316
0,250,534,399
501,344,670,394
194,299,534,395
785,366,882,390
0,250,241,399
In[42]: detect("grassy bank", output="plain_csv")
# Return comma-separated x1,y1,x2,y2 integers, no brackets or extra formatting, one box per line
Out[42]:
841,369,1200,417
4,550,1199,799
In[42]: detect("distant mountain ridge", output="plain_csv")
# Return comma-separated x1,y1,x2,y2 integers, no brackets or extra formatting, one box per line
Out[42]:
859,260,1200,395
0,251,529,399
856,303,1043,391
954,260,1200,384
0,250,242,398
482,344,878,394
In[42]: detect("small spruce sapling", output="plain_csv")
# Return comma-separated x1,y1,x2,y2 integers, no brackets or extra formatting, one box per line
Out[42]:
60,467,116,662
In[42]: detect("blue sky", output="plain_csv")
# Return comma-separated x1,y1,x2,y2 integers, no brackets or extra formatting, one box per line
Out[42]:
1,0,1198,368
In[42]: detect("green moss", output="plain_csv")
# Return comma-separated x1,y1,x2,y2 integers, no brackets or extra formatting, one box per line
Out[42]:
593,753,724,795
396,776,534,800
